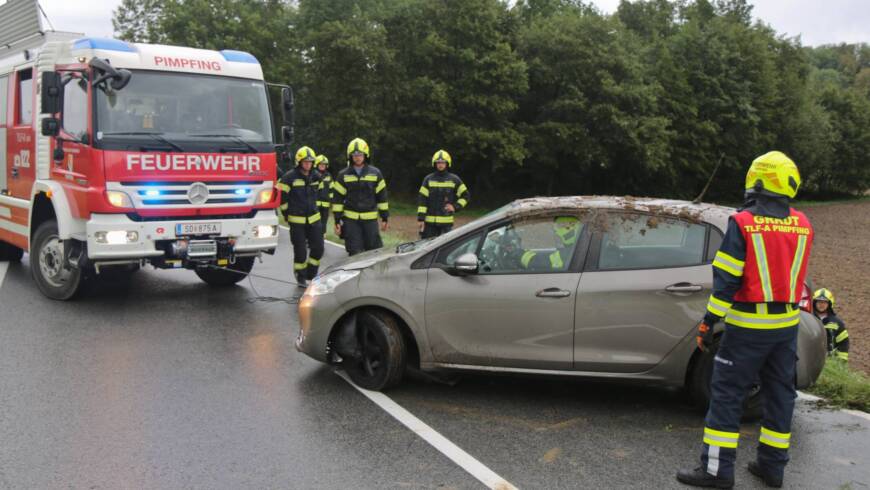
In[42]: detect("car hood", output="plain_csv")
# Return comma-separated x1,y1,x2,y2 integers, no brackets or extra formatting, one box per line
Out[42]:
322,246,403,274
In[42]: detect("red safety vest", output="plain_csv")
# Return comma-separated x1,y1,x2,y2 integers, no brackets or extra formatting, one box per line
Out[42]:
732,209,813,304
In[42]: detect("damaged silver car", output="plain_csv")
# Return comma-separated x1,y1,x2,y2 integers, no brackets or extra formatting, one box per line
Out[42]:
296,196,826,417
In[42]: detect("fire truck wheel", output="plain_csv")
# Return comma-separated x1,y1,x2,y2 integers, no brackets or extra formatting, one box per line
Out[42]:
0,241,24,262
30,220,85,300
194,257,255,286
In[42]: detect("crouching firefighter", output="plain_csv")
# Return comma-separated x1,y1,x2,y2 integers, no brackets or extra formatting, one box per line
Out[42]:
417,150,470,238
278,146,325,287
332,138,389,255
813,288,850,361
677,151,814,489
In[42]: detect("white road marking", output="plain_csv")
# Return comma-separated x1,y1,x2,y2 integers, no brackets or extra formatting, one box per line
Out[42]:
278,224,343,248
797,391,823,402
337,371,518,490
0,262,8,289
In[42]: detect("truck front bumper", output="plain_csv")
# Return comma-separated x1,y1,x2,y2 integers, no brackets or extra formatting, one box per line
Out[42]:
85,211,279,260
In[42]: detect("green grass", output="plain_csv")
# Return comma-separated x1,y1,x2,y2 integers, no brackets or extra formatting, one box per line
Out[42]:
807,359,870,413
322,226,406,249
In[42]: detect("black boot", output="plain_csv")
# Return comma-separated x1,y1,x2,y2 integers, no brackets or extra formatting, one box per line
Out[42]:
747,461,783,488
676,467,734,488
295,273,308,288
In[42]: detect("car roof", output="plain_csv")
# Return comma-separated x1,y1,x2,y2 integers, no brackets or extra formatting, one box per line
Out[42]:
502,195,735,230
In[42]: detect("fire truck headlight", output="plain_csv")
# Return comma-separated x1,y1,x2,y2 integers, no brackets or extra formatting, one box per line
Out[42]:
253,225,277,238
106,191,133,208
257,189,274,204
95,230,139,245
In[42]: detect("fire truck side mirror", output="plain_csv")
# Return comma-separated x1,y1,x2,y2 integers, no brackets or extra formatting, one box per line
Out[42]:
281,126,293,145
41,72,63,114
280,87,294,125
41,117,60,137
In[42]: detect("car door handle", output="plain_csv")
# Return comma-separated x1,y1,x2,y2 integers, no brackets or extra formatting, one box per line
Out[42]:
536,288,571,298
665,283,703,293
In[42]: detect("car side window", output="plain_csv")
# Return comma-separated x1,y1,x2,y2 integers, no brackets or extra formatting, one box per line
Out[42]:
434,232,483,267
598,213,706,270
478,216,584,274
706,225,724,262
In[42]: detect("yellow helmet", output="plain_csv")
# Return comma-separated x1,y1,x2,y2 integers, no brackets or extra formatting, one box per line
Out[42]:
346,138,370,160
745,151,801,199
295,146,316,165
554,216,581,247
315,154,329,166
432,149,452,168
813,288,835,309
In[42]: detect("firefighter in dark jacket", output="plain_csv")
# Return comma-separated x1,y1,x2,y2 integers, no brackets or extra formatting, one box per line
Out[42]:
677,151,814,489
332,138,389,255
277,146,324,287
315,154,333,235
813,288,850,361
417,150,470,238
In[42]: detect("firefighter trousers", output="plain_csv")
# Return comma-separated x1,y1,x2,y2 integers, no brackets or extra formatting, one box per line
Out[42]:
289,222,324,279
422,223,452,238
700,324,798,480
319,207,330,235
343,218,382,256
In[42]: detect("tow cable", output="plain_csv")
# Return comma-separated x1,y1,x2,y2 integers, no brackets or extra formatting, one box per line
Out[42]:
202,263,303,305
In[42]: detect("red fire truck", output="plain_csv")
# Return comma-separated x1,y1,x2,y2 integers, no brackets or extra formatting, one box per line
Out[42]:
0,27,293,299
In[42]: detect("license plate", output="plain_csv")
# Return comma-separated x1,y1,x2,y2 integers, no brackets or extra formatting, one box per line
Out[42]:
176,223,221,236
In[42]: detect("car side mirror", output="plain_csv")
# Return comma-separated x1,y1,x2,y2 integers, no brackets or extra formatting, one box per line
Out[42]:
450,253,479,275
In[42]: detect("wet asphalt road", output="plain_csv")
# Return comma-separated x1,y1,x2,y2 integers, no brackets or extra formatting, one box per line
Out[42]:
0,232,868,489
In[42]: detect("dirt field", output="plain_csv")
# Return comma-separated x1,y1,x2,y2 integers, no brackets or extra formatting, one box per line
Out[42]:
802,200,870,375
384,202,869,374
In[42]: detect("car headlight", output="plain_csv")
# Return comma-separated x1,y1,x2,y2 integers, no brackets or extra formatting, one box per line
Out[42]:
305,269,360,296
106,190,133,208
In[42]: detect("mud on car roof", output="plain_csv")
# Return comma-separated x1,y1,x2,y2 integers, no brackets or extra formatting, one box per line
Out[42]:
505,195,734,226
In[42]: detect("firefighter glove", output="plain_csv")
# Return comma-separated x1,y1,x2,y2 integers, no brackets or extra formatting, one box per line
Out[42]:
696,321,714,351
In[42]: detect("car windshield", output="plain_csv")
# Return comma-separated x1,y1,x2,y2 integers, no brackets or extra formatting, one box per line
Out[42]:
395,204,513,253
94,71,273,150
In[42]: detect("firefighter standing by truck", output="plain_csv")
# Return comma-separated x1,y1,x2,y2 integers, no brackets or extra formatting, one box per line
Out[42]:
676,151,813,489
813,288,850,361
332,138,389,255
315,155,333,236
417,150,470,238
278,146,325,287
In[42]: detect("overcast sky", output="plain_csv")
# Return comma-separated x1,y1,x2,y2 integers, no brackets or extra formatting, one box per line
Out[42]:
35,0,870,47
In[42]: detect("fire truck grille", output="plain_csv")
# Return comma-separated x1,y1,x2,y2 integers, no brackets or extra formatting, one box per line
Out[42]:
107,181,272,209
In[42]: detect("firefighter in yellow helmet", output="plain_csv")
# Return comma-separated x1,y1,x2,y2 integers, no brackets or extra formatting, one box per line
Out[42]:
417,150,470,238
331,138,389,255
277,146,324,287
518,216,581,271
315,155,333,236
812,288,849,361
678,151,813,488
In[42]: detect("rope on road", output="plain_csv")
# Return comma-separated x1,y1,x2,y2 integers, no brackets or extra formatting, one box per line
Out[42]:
203,264,303,305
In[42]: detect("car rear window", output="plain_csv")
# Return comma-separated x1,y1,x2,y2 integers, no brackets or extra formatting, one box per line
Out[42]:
598,213,706,270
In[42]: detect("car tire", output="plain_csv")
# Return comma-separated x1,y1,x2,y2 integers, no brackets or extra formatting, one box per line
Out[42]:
688,336,764,422
0,240,24,262
344,310,406,391
30,220,85,301
194,257,255,286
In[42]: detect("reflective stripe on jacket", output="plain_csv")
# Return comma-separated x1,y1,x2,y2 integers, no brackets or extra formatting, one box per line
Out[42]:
417,171,469,224
332,165,389,222
278,167,322,224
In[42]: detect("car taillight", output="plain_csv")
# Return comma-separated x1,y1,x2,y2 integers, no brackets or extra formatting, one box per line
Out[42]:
798,282,812,312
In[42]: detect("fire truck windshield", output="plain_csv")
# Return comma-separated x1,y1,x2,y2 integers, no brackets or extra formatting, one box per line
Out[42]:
95,71,274,152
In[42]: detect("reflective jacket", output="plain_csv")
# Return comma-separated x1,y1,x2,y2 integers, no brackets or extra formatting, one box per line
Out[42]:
704,208,814,330
317,171,333,210
331,165,389,221
278,167,322,224
819,312,850,360
417,171,469,224
520,248,572,271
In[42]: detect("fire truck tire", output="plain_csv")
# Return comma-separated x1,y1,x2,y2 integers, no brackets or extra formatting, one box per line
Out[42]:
0,241,24,262
194,257,255,286
30,220,85,300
